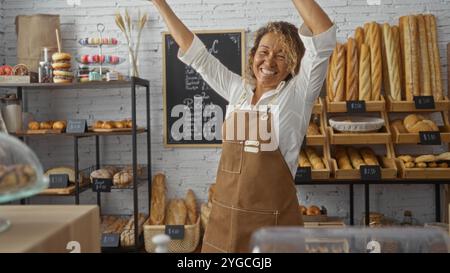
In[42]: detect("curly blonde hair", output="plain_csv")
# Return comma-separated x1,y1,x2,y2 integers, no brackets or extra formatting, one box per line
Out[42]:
247,21,305,84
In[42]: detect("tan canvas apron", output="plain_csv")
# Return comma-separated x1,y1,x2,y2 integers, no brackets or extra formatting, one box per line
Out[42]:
202,91,303,253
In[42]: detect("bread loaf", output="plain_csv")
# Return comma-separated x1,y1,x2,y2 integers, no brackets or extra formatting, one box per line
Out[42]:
404,162,415,168
306,205,321,216
382,23,402,101
399,15,420,101
381,23,391,98
391,119,407,133
398,155,414,163
305,147,325,170
438,162,449,168
360,147,379,166
359,44,372,101
335,146,353,170
368,23,382,101
416,162,428,168
391,26,404,100
326,48,337,101
436,152,450,161
355,27,365,57
166,199,188,225
40,122,52,130
416,15,432,96
332,44,346,102
307,122,320,135
90,168,113,183
28,121,40,130
347,147,365,169
424,14,443,100
299,149,312,168
346,38,359,101
150,173,166,225
120,213,147,247
52,121,66,130
185,189,198,225
403,114,438,133
428,162,438,168
415,154,436,163
113,171,133,188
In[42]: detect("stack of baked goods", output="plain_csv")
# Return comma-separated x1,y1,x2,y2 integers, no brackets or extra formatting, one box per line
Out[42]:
52,52,73,84
334,146,382,170
27,120,67,132
298,147,326,170
397,152,450,168
391,114,439,133
92,119,133,131
90,165,144,188
0,164,37,192
147,172,199,226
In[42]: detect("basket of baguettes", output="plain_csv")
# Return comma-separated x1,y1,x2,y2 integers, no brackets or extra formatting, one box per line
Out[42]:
326,14,448,112
144,173,201,253
298,146,330,180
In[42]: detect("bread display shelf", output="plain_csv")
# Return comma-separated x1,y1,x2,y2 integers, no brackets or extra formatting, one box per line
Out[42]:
325,96,386,113
396,158,450,179
386,96,450,112
39,183,89,195
390,125,450,143
313,97,324,114
20,129,64,134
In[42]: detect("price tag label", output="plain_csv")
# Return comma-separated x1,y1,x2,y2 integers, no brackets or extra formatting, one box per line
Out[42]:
346,100,366,113
414,96,435,109
360,165,381,181
295,167,312,183
67,119,87,133
419,131,441,145
49,174,69,189
92,178,112,192
101,233,120,248
165,225,185,240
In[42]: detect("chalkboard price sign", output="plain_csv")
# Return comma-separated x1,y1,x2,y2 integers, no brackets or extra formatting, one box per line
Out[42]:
49,174,69,189
346,100,366,113
92,178,112,192
165,225,185,240
101,233,120,248
419,131,441,145
360,165,381,181
163,30,245,147
66,119,87,133
295,167,312,183
414,96,435,109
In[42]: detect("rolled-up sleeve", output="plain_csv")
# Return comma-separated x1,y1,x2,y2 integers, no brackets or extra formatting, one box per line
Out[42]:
178,35,242,101
294,24,337,103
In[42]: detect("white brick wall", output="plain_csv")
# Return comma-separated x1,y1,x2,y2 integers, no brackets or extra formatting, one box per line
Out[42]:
0,0,4,64
1,0,449,225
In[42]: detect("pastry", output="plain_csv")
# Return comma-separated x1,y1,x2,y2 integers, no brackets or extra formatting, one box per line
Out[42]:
39,121,52,130
52,121,66,130
416,162,427,168
422,120,439,131
335,146,353,170
399,15,420,101
404,162,415,168
94,120,104,129
307,122,320,135
28,121,40,130
368,23,382,101
101,121,114,129
305,147,325,170
185,189,198,225
166,199,188,225
416,15,432,96
52,52,73,84
438,162,449,168
113,171,133,188
346,38,359,101
347,147,364,169
424,14,443,101
0,164,37,191
415,154,436,163
299,205,307,215
103,166,119,176
360,147,379,166
359,44,372,101
306,205,321,216
299,150,312,168
403,114,438,133
428,162,438,168
382,23,402,101
150,173,166,225
436,152,450,161
114,121,125,129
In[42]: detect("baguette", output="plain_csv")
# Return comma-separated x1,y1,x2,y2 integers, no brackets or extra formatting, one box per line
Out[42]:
347,147,365,169
360,147,379,166
305,147,325,170
335,146,353,170
150,173,166,225
332,43,346,102
368,23,382,101
327,47,337,101
346,38,359,101
416,14,432,96
359,44,372,101
382,23,402,101
425,14,443,100
381,23,391,98
399,15,420,101
354,27,365,58
391,26,404,100
166,199,188,225
299,149,312,168
185,189,198,225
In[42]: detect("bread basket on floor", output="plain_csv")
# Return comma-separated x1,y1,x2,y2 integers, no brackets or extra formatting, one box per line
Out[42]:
144,218,200,253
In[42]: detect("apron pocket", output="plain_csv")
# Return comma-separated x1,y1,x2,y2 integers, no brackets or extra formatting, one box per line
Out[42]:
219,141,243,174
203,201,233,253
230,207,278,252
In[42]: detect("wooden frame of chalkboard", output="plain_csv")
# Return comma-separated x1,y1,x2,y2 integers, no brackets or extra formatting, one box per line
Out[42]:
163,29,246,147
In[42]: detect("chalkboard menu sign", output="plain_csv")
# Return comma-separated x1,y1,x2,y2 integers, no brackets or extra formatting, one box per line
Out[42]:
163,30,245,147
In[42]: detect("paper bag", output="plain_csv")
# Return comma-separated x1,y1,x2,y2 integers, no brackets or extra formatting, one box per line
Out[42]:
15,14,60,72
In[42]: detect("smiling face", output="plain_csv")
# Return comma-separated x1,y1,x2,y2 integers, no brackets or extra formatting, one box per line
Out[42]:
252,32,291,92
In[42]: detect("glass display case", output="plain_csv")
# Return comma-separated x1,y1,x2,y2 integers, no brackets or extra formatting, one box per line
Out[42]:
250,227,450,253
0,134,48,232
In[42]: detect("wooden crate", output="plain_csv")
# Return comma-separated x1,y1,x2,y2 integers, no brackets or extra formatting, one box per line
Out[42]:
391,125,450,144
386,95,450,112
395,158,450,179
298,144,331,180
306,113,327,146
330,143,398,180
312,97,324,114
325,96,386,113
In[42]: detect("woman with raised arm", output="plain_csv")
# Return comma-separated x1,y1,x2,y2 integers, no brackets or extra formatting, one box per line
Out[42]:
150,0,336,253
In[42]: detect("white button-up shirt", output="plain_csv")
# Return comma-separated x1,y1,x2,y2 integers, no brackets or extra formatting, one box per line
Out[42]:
178,24,337,178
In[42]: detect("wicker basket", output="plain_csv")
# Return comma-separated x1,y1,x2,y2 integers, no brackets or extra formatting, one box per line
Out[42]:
143,218,201,253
